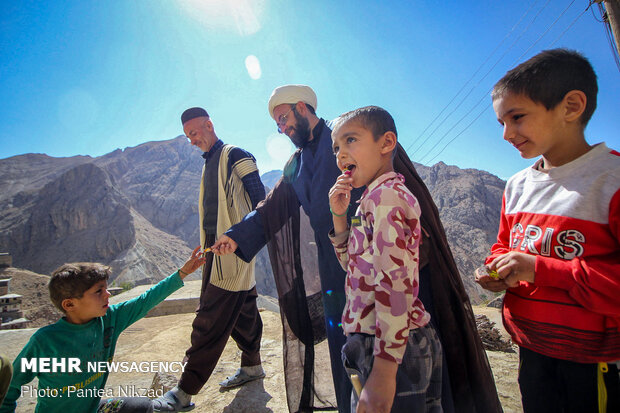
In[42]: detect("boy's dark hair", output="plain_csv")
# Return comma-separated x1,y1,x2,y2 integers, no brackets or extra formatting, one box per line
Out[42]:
335,105,398,140
334,106,398,140
334,106,398,160
48,263,110,312
492,48,598,126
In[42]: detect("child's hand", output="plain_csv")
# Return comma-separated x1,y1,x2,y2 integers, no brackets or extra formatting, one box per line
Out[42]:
357,357,397,413
488,251,536,288
328,172,353,217
210,235,238,256
475,266,509,292
179,246,207,279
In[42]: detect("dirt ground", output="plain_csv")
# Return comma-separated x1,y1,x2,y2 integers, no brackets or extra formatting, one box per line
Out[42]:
2,306,521,412
474,306,522,413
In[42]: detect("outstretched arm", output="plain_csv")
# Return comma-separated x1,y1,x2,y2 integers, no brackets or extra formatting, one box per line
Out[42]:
178,246,207,279
215,176,299,261
211,235,238,256
110,246,205,331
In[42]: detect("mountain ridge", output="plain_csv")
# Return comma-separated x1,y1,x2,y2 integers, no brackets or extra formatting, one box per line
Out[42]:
0,137,505,302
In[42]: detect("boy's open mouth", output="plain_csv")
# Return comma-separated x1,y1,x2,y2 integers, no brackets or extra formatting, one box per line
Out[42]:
343,164,355,174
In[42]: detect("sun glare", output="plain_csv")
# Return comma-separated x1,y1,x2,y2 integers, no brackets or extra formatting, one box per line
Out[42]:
266,133,294,165
177,0,265,36
245,55,262,79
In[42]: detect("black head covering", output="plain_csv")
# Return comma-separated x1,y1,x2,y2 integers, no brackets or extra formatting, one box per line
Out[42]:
256,143,503,413
181,107,209,124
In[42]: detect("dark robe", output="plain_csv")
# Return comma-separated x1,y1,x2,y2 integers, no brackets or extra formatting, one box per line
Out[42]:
228,119,360,412
228,122,503,412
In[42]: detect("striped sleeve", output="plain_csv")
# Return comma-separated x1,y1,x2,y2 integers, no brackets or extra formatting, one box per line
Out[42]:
229,147,265,209
229,147,258,178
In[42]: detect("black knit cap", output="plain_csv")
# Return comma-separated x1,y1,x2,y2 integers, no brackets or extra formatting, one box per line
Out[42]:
181,107,209,125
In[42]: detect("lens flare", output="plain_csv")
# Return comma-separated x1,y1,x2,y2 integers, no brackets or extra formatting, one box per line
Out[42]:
245,55,261,80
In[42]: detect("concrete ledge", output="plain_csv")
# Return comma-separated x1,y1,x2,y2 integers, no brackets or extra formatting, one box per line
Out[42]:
110,279,280,318
0,317,29,330
145,297,198,317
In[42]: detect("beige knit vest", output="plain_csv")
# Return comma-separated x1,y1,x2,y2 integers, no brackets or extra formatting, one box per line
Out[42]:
198,145,257,292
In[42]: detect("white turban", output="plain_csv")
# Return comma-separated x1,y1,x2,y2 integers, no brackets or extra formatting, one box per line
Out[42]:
268,84,317,120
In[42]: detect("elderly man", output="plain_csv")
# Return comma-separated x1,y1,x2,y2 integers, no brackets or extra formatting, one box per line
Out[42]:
213,86,503,413
153,107,265,412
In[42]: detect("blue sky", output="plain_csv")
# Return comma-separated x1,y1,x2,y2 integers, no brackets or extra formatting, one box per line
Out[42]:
1,0,619,179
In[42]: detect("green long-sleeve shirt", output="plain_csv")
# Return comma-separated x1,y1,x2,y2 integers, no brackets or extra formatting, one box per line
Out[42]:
0,271,184,413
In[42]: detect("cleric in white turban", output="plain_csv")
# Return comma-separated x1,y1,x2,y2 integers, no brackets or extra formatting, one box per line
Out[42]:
268,84,317,120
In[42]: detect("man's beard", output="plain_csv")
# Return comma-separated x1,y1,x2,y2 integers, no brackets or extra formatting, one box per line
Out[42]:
289,111,311,148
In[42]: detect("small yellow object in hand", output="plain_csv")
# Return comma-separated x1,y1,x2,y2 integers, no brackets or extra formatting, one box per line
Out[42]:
477,266,499,279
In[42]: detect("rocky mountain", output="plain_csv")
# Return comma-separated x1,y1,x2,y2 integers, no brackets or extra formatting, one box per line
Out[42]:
415,162,505,301
94,137,203,246
259,170,282,190
0,137,505,302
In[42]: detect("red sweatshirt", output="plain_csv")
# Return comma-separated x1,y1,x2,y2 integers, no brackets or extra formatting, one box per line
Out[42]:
487,143,620,363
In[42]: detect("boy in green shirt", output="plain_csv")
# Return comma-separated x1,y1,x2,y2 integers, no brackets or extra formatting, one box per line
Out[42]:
0,247,205,413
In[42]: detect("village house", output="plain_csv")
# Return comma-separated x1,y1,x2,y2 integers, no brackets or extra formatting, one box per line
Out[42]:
0,253,29,330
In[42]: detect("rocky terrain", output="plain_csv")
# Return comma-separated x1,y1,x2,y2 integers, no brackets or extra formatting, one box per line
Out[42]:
0,281,521,413
416,162,505,301
0,136,505,304
1,309,522,413
0,139,519,412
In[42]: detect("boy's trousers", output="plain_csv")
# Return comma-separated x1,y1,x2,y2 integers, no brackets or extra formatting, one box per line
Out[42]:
342,324,443,413
519,346,619,413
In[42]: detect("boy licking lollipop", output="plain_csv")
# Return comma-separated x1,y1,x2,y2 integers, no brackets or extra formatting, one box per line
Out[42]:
328,106,443,413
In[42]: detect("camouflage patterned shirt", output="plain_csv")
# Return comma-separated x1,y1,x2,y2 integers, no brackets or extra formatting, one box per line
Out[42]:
330,172,431,363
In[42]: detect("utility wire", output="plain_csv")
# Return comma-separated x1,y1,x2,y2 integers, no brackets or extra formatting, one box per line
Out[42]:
591,0,605,22
410,0,552,162
404,0,542,155
515,0,577,61
416,0,584,166
596,1,620,71
425,103,492,165
417,90,492,165
550,1,591,46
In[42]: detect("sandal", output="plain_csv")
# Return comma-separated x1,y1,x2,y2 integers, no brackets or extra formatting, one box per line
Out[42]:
219,367,265,389
152,390,195,412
